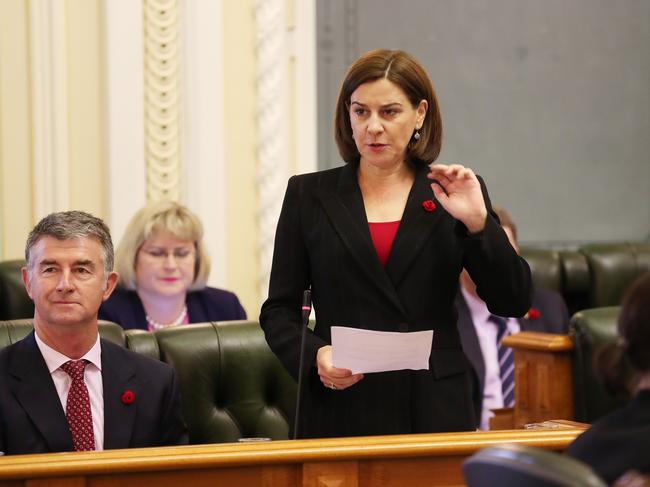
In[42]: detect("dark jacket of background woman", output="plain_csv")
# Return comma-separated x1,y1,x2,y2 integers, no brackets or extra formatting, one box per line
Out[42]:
260,162,532,438
100,287,246,330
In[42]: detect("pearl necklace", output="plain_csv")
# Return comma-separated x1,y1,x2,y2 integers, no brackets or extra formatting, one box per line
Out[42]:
146,305,188,331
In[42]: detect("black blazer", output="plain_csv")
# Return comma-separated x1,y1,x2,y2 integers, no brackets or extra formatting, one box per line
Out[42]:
99,287,246,330
456,287,570,426
260,163,532,438
0,331,188,455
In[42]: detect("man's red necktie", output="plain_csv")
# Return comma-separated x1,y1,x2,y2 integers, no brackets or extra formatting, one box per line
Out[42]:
60,360,96,451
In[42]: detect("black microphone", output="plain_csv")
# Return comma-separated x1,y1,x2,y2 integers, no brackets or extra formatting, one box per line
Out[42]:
293,289,312,439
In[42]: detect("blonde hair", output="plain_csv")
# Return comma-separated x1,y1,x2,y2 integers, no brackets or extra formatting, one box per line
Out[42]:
115,200,210,290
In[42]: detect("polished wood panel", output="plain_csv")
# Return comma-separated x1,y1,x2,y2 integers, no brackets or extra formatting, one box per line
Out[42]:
0,427,586,487
503,331,573,352
503,331,575,428
488,407,515,430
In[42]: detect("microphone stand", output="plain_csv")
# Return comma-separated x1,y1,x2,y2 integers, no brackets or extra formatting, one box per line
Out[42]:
293,289,311,439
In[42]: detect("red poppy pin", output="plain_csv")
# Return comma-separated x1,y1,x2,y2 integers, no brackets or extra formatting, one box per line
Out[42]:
422,200,436,212
524,308,541,320
121,390,135,405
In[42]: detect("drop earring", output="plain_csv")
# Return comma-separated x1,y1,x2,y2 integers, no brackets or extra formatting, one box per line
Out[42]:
413,130,421,141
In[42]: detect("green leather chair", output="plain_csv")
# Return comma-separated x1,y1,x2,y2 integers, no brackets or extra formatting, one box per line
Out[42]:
0,319,129,349
581,242,650,308
123,328,161,361
0,260,34,320
560,249,592,315
519,247,563,293
463,444,606,487
569,306,630,423
154,321,297,444
519,247,590,316
520,243,650,315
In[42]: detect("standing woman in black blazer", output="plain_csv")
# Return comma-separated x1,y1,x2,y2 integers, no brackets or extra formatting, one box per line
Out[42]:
260,49,532,439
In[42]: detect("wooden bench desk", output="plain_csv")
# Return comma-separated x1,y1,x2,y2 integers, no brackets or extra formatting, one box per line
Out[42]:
0,424,587,487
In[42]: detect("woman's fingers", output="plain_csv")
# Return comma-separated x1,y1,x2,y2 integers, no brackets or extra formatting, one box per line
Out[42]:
321,372,364,390
316,345,364,390
431,182,449,203
428,163,475,181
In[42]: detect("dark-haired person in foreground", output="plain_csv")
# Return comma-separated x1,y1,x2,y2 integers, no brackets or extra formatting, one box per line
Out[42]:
0,211,187,455
260,49,532,439
566,272,650,484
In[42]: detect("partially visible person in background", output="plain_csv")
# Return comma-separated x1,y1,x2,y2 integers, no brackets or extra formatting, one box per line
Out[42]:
456,206,569,430
566,271,650,484
100,201,246,330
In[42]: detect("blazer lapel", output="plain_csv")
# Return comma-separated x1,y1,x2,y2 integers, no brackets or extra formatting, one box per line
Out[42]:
10,332,74,452
386,164,444,287
101,340,138,450
317,164,407,316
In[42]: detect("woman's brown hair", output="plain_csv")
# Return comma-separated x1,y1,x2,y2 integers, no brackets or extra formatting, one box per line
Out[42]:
596,271,650,396
334,49,443,166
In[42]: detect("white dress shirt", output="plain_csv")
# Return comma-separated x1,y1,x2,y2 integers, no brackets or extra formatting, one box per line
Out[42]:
461,286,520,430
34,332,105,450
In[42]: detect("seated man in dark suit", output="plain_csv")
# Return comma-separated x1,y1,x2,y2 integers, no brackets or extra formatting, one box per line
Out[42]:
0,211,187,455
456,207,569,430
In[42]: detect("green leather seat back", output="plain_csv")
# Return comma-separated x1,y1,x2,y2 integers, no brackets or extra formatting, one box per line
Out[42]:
560,250,590,295
0,260,34,320
519,247,563,292
0,319,33,348
0,319,127,348
570,306,629,423
581,243,650,307
124,329,161,361
155,321,297,444
97,321,128,346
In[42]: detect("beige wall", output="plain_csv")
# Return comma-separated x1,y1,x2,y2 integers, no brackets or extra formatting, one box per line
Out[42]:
65,0,106,217
0,0,291,319
223,0,260,317
0,0,33,259
0,0,106,258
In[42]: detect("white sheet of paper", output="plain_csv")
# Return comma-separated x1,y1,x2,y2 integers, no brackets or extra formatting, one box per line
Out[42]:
331,326,433,374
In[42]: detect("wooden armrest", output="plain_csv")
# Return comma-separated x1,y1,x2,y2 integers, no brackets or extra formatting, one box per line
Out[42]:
502,331,573,352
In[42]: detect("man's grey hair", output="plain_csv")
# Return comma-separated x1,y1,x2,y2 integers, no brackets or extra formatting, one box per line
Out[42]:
25,210,114,277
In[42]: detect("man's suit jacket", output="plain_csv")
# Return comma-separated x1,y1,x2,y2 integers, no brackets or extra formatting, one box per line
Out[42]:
456,287,570,426
260,162,532,438
99,287,246,330
0,331,188,455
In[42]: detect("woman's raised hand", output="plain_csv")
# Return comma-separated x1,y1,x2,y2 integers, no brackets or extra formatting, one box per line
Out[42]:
427,163,487,233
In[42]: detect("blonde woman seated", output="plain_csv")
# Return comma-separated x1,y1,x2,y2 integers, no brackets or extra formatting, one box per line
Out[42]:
99,201,246,330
